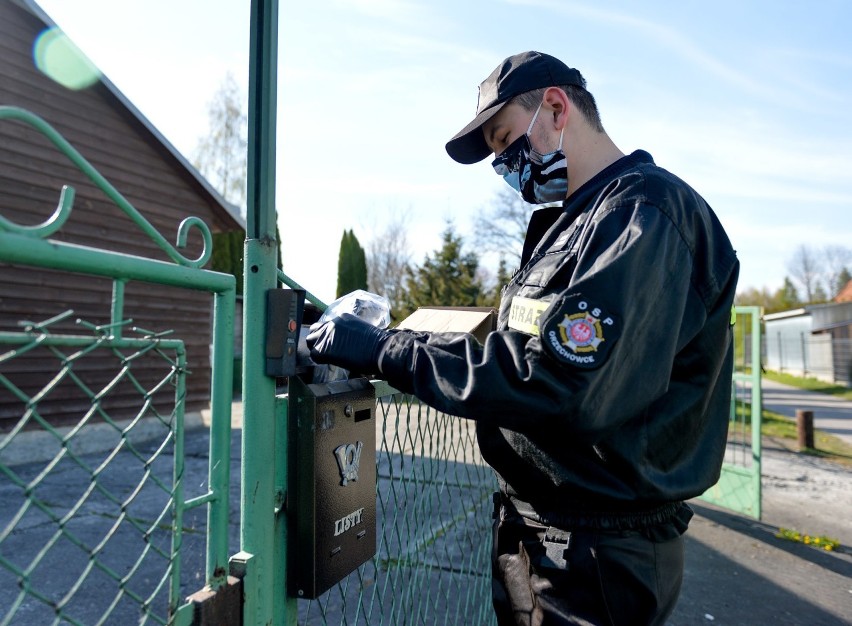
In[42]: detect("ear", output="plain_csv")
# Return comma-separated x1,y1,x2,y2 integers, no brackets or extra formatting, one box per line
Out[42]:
542,86,570,130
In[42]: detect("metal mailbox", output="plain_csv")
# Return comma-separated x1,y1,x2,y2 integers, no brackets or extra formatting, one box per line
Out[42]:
288,376,377,599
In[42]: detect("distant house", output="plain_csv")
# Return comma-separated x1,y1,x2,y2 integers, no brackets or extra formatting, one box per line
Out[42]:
835,278,852,303
0,0,245,428
764,301,852,385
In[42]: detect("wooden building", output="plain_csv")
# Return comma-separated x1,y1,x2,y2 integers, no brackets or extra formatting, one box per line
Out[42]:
0,0,245,428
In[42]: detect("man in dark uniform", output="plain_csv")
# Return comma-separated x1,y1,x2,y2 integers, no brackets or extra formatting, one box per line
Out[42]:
307,51,739,625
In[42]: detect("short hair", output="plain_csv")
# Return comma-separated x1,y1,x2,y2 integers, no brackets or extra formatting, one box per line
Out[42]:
511,84,604,133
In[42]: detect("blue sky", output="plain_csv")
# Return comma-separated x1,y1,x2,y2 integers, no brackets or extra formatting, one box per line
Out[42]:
34,0,852,303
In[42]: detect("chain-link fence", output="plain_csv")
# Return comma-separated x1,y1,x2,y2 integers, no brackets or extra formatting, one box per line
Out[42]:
0,104,236,625
0,322,497,626
0,314,200,625
296,387,497,626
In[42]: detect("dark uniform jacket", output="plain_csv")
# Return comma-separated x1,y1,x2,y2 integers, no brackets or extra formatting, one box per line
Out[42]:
379,150,739,526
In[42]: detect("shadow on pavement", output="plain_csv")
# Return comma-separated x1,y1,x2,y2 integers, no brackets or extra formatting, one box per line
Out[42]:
669,501,852,626
690,502,852,577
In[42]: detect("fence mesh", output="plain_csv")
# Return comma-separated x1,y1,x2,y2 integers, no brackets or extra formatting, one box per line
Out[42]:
0,313,191,625
699,308,762,519
297,391,498,626
725,326,756,469
2,308,764,625
1,317,499,626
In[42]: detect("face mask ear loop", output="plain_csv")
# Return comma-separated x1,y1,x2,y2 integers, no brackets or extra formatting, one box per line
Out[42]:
526,102,543,135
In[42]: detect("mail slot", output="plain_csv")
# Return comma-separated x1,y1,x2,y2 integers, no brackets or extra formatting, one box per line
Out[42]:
288,375,377,599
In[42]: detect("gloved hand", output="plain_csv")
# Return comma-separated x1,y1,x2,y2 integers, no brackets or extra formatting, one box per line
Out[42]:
306,312,391,375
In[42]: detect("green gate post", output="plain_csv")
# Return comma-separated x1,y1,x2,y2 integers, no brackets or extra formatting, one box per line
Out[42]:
748,306,763,519
236,0,296,624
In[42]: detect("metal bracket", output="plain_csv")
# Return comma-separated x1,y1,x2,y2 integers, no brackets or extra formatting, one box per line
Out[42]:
265,288,305,377
541,527,571,570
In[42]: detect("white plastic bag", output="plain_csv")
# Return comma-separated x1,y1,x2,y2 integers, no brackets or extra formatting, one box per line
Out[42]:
312,290,391,382
319,289,392,328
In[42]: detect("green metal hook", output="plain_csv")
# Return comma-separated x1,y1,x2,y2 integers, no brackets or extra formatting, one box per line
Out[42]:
0,184,74,238
0,106,213,268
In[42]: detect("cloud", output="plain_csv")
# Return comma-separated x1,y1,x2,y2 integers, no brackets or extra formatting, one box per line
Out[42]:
604,86,852,209
329,0,432,24
504,0,804,103
756,48,852,105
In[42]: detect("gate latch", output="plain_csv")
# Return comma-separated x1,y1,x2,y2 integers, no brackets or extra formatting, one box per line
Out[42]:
265,288,305,377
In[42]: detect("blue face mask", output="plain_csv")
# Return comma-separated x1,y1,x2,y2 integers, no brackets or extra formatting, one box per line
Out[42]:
491,102,568,204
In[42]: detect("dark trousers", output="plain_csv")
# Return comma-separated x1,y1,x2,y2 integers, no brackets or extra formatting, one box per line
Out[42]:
491,504,685,626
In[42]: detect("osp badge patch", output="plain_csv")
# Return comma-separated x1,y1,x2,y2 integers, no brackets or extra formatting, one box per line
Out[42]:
540,295,621,369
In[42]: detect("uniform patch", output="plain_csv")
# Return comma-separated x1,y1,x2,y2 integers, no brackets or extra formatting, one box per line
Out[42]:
540,295,621,369
508,296,550,335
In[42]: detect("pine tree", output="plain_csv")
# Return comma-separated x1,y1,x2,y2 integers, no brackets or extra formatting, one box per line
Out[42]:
485,255,511,308
336,230,368,297
212,230,245,295
400,222,484,317
811,283,829,304
776,277,800,311
834,267,851,298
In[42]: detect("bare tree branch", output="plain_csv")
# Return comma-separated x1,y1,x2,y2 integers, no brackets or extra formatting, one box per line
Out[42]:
365,212,413,320
787,245,821,302
193,72,247,211
473,187,535,264
822,245,852,297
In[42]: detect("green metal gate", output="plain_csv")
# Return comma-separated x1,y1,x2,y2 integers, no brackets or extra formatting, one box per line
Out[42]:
0,106,236,625
0,4,499,622
699,306,763,519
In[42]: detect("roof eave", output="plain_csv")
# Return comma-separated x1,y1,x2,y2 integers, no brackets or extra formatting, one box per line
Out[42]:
16,0,247,231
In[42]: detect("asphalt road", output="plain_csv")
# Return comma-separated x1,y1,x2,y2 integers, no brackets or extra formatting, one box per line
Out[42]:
761,378,852,446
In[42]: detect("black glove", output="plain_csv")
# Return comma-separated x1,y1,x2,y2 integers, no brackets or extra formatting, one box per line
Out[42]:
306,313,391,375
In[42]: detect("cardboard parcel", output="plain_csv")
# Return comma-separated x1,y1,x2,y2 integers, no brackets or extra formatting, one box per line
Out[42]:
395,306,497,344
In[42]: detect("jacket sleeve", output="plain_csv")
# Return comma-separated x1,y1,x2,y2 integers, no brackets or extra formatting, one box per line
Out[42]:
378,200,703,443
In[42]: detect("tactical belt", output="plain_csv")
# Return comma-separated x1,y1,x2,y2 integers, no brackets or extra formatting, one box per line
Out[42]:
498,492,685,532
